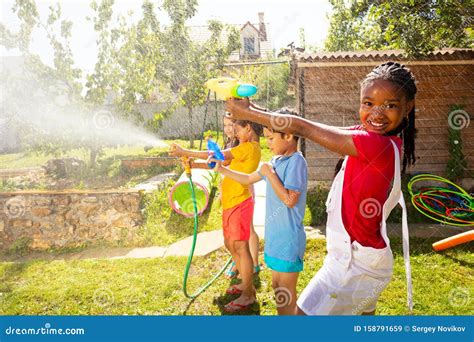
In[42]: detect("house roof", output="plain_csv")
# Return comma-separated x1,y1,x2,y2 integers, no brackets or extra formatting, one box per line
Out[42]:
241,21,260,34
296,48,474,63
188,22,274,61
188,22,271,43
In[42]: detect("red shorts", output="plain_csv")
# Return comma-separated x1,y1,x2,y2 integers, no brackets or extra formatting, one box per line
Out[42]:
222,197,254,241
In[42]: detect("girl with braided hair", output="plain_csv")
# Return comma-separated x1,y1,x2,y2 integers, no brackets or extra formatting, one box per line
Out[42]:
225,61,416,315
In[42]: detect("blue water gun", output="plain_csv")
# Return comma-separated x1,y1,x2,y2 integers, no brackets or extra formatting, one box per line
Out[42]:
207,139,225,168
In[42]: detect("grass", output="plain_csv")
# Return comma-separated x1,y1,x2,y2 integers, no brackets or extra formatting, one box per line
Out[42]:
0,144,170,170
137,179,225,247
0,238,472,315
0,137,272,171
0,137,272,190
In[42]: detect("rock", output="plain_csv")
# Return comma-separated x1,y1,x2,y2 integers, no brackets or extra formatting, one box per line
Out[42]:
68,224,76,235
0,220,4,232
112,198,128,213
64,209,75,221
40,222,55,230
52,196,70,206
55,206,69,215
32,197,51,206
55,215,65,226
42,158,86,178
82,196,98,203
30,239,51,249
123,194,140,209
31,207,52,217
111,216,133,228
77,204,100,215
10,219,33,228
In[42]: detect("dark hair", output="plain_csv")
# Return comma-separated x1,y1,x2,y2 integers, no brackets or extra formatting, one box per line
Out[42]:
361,61,417,173
268,107,300,142
222,113,239,149
233,119,263,137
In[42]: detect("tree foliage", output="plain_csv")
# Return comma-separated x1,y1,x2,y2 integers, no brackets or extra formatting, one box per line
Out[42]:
226,62,293,111
2,0,241,159
325,0,473,56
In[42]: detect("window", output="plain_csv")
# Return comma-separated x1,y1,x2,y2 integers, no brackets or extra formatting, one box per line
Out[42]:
243,37,255,55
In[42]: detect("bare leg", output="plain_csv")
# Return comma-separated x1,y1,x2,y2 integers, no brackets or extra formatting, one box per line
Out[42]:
231,240,255,305
272,271,299,315
231,224,259,278
362,310,376,315
249,223,259,268
296,306,307,315
224,237,239,278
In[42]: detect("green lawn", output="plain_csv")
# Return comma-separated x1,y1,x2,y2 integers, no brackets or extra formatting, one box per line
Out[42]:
137,180,225,247
0,238,472,315
0,137,272,171
0,137,272,192
0,141,182,170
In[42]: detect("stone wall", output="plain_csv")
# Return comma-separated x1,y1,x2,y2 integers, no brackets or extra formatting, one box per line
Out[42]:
0,190,143,252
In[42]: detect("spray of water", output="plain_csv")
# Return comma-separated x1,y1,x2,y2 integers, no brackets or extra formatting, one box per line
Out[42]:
0,56,168,152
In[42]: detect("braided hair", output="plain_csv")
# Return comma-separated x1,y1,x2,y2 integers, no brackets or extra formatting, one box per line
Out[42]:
361,61,418,173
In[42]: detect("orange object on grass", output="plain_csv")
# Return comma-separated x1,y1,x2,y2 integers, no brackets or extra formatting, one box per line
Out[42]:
432,230,474,251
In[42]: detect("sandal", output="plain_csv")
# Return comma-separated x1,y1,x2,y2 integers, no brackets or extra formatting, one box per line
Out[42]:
224,300,254,313
253,264,261,274
224,261,238,279
225,285,243,295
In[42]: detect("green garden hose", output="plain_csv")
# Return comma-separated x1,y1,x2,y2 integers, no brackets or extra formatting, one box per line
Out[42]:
182,175,232,299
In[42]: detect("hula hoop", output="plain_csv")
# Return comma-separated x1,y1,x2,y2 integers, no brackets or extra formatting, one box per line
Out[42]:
407,174,473,227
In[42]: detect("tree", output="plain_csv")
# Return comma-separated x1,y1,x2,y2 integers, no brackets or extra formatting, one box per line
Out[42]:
0,1,92,162
2,0,240,163
325,0,473,56
158,0,240,147
226,62,294,111
2,0,167,167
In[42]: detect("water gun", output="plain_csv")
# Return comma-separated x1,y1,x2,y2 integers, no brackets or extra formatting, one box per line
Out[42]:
205,77,257,100
206,139,225,169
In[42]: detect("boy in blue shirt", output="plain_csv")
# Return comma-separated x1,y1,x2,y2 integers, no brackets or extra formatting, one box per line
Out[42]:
209,111,308,315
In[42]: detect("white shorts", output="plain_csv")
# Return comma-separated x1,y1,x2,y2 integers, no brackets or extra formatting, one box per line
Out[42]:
297,241,393,315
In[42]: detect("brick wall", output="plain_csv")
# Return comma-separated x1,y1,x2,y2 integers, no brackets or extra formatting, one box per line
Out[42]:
295,53,474,184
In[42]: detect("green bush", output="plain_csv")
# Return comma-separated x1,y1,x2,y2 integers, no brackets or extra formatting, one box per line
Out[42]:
305,185,330,226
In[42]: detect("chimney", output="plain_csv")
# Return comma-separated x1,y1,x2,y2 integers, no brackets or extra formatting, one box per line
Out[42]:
258,12,267,41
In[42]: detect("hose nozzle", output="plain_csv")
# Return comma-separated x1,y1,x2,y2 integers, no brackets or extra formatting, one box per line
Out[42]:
182,157,192,177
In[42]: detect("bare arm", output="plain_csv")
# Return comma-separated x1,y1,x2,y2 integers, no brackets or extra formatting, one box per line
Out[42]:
216,164,262,185
170,143,234,160
259,163,301,208
190,160,210,169
226,98,358,157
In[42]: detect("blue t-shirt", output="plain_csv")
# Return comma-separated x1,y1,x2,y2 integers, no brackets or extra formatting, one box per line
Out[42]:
260,151,308,262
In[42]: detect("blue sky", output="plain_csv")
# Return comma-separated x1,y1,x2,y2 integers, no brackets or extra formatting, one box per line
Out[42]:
1,0,332,72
